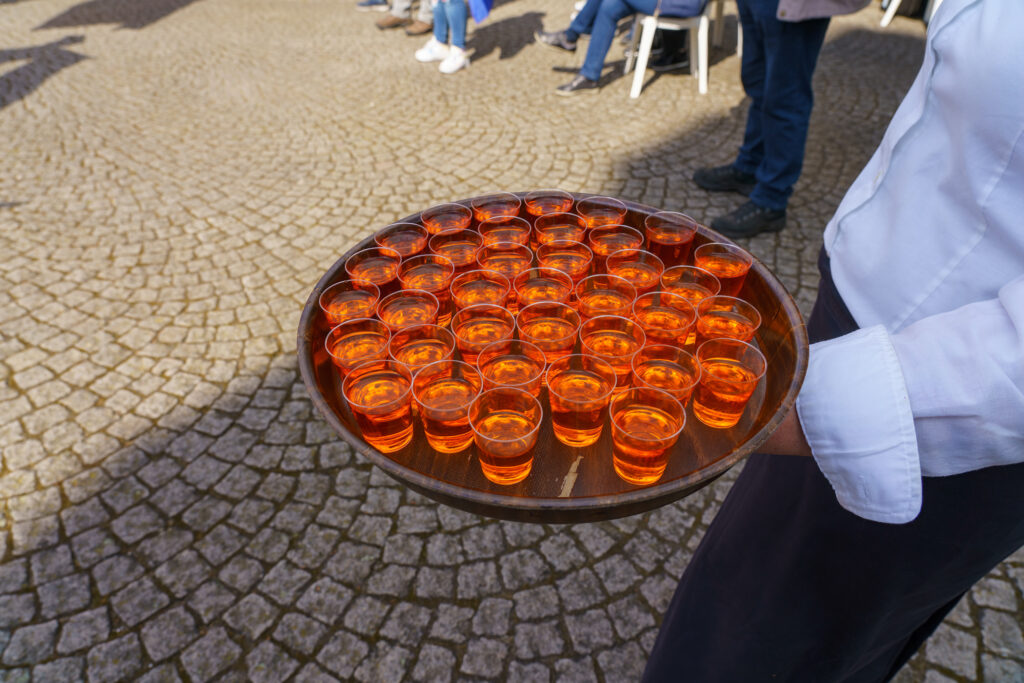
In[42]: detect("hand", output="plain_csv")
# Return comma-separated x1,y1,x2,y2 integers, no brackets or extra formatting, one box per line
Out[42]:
761,406,812,457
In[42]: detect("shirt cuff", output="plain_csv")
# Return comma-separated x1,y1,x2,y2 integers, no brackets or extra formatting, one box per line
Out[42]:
796,325,922,523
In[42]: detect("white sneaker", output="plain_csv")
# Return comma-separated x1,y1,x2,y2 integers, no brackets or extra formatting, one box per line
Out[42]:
439,46,469,74
415,37,449,63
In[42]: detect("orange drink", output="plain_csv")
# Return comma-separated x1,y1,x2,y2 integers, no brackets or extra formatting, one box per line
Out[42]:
376,289,440,333
428,229,482,274
399,254,455,326
694,295,762,348
644,211,698,266
610,388,685,485
374,222,429,258
450,269,511,311
318,280,380,326
387,324,456,373
342,360,415,453
325,318,391,375
631,291,697,347
631,345,701,405
513,267,573,311
661,265,721,305
693,338,767,428
450,304,515,365
545,354,617,447
344,247,402,296
574,274,637,319
606,248,665,294
421,202,472,235
587,224,644,272
478,216,532,247
469,388,543,485
470,192,522,222
693,242,753,297
536,240,594,284
475,241,533,281
412,360,482,453
579,315,646,393
576,195,627,228
533,212,587,248
476,339,546,397
516,301,581,365
524,189,574,217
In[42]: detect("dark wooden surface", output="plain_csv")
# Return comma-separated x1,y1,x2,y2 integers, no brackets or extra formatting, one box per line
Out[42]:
297,193,808,524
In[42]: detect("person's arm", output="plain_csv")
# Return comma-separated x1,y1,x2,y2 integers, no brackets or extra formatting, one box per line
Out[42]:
769,275,1024,524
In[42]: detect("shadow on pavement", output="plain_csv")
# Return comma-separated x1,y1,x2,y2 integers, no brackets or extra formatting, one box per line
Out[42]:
36,0,202,30
0,35,87,111
470,11,544,62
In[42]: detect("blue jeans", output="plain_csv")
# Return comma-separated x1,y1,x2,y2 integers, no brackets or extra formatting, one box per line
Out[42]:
733,0,829,210
566,0,659,82
433,0,467,49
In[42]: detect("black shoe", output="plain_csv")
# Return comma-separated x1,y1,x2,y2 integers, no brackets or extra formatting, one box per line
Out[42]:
711,200,786,238
555,74,599,96
650,49,689,72
693,164,756,196
536,30,577,52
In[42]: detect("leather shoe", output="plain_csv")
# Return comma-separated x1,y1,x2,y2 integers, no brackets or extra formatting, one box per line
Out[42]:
376,14,411,29
711,200,786,238
405,19,432,35
555,74,599,96
693,164,756,196
536,30,577,52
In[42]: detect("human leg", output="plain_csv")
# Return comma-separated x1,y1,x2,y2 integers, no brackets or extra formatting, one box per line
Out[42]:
437,0,469,73
414,2,449,62
577,0,656,81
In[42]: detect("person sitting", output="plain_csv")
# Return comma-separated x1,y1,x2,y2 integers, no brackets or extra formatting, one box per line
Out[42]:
536,0,703,95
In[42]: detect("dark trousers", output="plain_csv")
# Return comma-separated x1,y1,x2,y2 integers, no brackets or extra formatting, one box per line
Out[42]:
642,251,1024,682
734,0,829,210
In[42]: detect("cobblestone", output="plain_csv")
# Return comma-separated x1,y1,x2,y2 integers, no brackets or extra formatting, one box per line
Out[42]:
0,2,1018,680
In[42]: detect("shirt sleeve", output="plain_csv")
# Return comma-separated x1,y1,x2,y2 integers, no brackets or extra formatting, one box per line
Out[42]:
795,274,1024,524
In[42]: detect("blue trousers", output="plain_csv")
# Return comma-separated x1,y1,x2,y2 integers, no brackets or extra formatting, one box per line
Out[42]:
642,250,1024,682
566,0,659,82
433,0,467,49
734,0,829,210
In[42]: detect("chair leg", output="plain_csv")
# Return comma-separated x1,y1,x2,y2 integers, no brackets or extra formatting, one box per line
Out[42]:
623,15,641,74
881,0,903,26
629,16,657,98
696,15,708,93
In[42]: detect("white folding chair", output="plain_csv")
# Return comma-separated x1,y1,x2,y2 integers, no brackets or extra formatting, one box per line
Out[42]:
623,0,724,98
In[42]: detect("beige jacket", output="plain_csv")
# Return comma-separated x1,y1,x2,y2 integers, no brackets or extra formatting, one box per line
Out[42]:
777,0,871,21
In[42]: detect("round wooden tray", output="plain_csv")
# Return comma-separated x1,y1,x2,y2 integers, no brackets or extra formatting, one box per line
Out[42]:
297,194,808,524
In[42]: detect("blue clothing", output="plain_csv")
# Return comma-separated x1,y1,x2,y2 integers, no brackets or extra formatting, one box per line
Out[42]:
733,0,829,210
433,0,468,49
566,0,702,82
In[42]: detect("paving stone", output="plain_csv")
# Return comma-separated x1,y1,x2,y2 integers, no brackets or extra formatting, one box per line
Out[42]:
245,527,292,564
382,534,425,565
596,641,648,682
224,593,280,640
462,638,509,679
196,523,245,566
316,630,370,679
140,606,199,661
246,640,300,683
3,620,58,665
57,608,110,655
213,465,262,500
273,612,329,656
429,604,475,642
396,505,439,534
287,524,340,569
472,597,513,636
218,554,264,593
366,564,416,596
136,663,183,683
61,498,111,537
30,545,75,584
0,596,34,632
315,497,360,529
180,627,242,683
607,595,657,640
38,572,91,618
458,560,503,599
974,576,1018,610
85,633,143,682
540,533,588,572
354,642,414,682
137,528,195,567
228,498,276,534
71,528,121,568
93,555,144,596
379,603,433,647
188,581,238,624
557,568,607,612
554,656,600,682
515,620,567,659
461,523,505,560
149,479,200,517
347,514,393,546
594,554,641,596
101,476,150,514
500,550,551,591
564,609,616,654
981,654,1024,682
32,657,84,683
111,576,170,627
924,623,977,679
414,567,456,599
294,473,331,505
258,560,312,605
296,577,354,625
343,595,391,636
181,496,233,533
324,542,380,586
293,663,341,683
981,609,1024,658
0,558,28,593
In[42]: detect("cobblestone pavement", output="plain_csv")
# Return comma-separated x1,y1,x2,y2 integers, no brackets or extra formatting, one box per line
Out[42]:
1,0,1022,680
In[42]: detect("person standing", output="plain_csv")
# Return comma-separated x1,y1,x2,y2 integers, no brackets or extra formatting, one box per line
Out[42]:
375,0,433,35
694,0,867,237
643,0,1024,680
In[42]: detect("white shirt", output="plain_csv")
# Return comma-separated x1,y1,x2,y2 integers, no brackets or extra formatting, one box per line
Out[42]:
796,0,1024,523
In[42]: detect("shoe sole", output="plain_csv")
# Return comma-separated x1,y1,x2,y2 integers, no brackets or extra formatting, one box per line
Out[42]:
650,62,689,72
377,21,411,29
693,176,755,196
554,88,599,96
535,36,576,52
405,28,431,35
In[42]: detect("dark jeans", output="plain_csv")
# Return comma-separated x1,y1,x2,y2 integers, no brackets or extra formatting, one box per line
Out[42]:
642,250,1024,682
567,0,660,81
734,0,829,210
